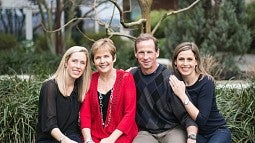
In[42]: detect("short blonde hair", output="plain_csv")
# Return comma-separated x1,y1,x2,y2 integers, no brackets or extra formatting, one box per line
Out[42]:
91,38,116,62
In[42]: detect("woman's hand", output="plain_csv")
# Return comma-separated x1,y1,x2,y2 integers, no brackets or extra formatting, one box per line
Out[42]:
169,75,186,99
61,137,78,143
100,137,115,143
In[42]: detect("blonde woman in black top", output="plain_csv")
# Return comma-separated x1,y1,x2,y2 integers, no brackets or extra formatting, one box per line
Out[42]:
36,46,92,143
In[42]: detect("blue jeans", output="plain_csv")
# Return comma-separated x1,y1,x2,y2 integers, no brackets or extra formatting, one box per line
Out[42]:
197,126,232,143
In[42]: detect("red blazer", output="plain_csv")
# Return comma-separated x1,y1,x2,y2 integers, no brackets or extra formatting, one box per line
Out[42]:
80,70,138,143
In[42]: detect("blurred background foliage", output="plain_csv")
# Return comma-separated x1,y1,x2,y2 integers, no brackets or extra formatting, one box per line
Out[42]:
163,0,252,79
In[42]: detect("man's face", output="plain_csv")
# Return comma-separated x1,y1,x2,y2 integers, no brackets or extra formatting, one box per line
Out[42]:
135,39,159,74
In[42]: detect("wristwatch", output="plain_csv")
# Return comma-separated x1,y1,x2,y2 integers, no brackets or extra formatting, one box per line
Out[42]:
188,134,197,140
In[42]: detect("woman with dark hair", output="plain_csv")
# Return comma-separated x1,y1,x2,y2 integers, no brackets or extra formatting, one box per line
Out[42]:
169,42,232,143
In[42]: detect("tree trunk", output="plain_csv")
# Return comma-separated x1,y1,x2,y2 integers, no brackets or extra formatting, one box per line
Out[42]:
138,0,153,33
55,0,63,54
123,0,131,22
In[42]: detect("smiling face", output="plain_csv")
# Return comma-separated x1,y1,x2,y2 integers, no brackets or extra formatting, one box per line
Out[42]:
135,39,159,74
93,48,116,74
174,49,197,78
65,51,87,80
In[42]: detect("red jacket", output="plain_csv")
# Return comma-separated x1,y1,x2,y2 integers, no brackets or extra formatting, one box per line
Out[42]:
80,70,138,143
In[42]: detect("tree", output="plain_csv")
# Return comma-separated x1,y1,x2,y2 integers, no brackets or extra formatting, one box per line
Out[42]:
105,0,199,38
164,0,251,79
0,9,25,40
246,1,255,51
35,0,200,54
36,0,108,54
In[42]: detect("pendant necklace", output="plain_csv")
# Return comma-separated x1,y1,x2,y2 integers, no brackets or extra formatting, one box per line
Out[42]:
99,88,113,127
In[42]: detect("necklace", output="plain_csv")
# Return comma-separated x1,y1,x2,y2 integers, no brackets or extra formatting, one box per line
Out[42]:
99,88,113,127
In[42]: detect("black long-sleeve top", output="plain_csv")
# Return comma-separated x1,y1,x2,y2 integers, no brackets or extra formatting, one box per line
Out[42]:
186,75,226,135
131,64,197,134
36,79,81,142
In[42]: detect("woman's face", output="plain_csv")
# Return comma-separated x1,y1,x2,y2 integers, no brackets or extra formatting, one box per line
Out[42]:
65,51,87,80
175,49,197,77
93,48,115,73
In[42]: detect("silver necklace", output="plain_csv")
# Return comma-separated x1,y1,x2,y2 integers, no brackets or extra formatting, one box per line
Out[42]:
99,88,113,127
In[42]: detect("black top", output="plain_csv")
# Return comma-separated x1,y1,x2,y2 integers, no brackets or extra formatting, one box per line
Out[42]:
98,90,111,123
130,64,197,134
186,75,226,135
36,79,81,142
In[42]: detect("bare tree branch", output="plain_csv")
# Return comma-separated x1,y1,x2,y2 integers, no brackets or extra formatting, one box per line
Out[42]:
41,17,89,33
166,0,200,16
152,0,200,35
109,0,146,28
106,27,136,40
71,1,109,27
76,26,96,42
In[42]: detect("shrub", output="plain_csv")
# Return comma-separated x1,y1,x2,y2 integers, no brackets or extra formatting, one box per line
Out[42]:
113,38,137,70
216,80,255,143
0,51,60,77
164,0,251,79
79,32,108,49
34,35,49,52
246,1,255,52
0,76,42,142
0,33,20,51
150,10,173,39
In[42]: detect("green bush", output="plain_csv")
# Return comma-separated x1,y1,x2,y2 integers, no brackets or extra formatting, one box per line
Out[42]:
114,38,137,70
246,1,255,52
0,51,60,77
150,10,173,39
0,33,20,51
34,35,50,52
0,76,42,143
79,32,108,49
164,0,251,79
216,80,255,143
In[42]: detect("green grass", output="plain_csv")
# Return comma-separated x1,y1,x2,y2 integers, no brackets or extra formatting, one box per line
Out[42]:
0,76,41,142
216,81,255,143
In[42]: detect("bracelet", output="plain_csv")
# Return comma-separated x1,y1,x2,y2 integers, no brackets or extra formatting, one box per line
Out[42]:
84,139,93,143
59,135,66,142
184,98,190,105
188,134,197,140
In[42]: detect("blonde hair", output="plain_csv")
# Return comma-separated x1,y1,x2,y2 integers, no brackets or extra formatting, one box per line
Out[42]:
49,46,92,102
91,38,116,62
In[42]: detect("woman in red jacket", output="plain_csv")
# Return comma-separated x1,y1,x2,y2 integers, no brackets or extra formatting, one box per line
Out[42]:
80,38,138,143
